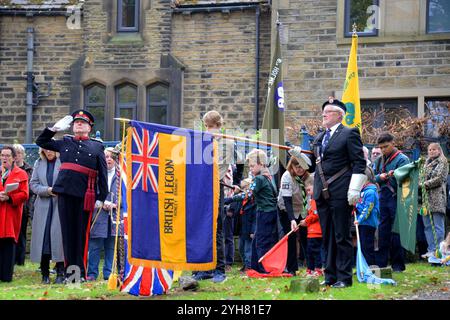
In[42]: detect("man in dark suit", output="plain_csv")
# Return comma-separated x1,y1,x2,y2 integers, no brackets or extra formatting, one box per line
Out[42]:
306,97,367,288
36,110,108,282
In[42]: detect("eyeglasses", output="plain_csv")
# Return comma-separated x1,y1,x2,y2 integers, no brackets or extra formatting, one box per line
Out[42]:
322,110,340,115
0,154,12,158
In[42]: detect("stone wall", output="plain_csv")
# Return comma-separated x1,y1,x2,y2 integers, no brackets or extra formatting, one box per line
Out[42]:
171,8,271,130
277,0,450,123
0,15,83,143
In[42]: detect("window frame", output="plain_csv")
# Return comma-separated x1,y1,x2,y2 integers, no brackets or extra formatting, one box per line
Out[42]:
426,0,450,34
344,0,379,38
115,83,138,139
84,83,106,138
147,83,169,125
360,98,418,129
117,0,140,33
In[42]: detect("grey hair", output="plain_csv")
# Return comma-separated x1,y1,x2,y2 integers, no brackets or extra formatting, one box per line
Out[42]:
13,144,25,154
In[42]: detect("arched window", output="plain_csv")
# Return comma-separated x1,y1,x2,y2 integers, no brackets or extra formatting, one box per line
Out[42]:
116,83,137,139
84,83,106,138
147,83,169,125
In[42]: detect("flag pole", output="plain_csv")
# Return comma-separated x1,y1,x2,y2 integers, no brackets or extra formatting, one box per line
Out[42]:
258,227,298,263
212,132,313,155
113,118,313,155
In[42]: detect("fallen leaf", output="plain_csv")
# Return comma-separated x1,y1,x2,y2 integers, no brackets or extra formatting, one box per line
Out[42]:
43,291,48,296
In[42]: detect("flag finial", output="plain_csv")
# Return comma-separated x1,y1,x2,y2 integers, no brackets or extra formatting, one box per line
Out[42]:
352,23,357,34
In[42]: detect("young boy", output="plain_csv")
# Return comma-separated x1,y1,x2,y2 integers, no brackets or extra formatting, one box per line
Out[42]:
225,149,278,273
300,179,323,277
354,173,380,267
193,111,237,283
233,178,256,272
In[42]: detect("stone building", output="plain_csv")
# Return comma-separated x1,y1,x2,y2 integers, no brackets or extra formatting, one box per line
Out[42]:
0,0,449,144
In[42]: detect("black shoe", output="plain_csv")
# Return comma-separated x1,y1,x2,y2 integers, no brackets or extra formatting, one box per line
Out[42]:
41,276,50,284
320,280,334,286
54,275,65,284
331,281,351,288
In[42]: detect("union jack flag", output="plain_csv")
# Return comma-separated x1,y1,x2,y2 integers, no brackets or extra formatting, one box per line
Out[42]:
131,127,159,193
119,155,174,296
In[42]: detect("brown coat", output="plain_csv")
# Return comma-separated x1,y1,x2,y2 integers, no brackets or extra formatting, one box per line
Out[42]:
423,156,449,214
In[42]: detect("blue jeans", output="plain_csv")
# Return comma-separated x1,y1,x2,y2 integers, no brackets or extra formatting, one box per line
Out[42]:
422,212,445,252
306,237,323,270
239,236,252,268
87,236,115,280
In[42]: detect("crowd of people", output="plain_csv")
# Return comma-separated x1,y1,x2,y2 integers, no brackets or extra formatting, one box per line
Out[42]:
0,101,449,289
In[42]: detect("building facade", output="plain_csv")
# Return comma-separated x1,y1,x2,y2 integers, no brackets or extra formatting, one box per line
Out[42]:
0,0,449,144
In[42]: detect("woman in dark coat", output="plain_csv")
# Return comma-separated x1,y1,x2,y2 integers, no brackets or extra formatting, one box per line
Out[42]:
30,148,65,284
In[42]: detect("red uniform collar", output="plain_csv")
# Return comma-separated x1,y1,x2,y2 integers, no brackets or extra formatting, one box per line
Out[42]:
74,135,89,141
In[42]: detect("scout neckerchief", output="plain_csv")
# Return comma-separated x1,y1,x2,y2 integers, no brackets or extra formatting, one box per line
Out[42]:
378,149,401,195
294,175,308,214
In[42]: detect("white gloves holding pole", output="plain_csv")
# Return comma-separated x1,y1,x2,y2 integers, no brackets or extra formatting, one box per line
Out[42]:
51,115,73,132
347,174,367,206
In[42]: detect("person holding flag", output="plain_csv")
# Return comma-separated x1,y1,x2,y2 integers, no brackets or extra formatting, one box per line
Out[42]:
306,97,367,288
277,147,312,275
373,132,409,272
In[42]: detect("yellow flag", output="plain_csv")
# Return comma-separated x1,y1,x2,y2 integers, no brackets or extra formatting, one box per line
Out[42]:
341,34,361,133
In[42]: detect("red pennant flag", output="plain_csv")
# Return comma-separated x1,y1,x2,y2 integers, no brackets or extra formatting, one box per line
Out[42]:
259,234,289,274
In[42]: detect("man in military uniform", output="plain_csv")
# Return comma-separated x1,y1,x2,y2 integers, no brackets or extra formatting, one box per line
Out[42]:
36,110,108,282
305,98,367,288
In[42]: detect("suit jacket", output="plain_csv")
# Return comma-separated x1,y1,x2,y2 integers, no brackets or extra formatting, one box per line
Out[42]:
310,124,366,200
36,127,108,202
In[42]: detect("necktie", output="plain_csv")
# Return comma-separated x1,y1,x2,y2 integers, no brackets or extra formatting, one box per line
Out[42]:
322,129,331,155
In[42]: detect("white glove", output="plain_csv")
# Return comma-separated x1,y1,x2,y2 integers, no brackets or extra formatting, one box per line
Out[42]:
347,173,367,206
52,115,73,132
94,200,104,209
289,146,311,169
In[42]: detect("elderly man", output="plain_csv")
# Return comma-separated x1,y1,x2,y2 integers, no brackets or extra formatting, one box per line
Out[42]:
36,110,108,282
370,147,382,165
305,97,367,288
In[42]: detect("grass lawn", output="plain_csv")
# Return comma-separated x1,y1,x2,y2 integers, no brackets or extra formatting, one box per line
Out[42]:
1,262,448,300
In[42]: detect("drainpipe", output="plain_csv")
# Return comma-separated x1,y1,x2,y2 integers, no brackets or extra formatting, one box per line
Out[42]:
255,6,260,130
26,27,34,144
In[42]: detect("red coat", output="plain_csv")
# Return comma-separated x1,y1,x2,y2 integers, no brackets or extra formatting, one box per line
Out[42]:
304,199,322,238
0,165,29,242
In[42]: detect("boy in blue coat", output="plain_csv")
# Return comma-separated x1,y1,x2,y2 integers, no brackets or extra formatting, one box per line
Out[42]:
354,176,379,267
